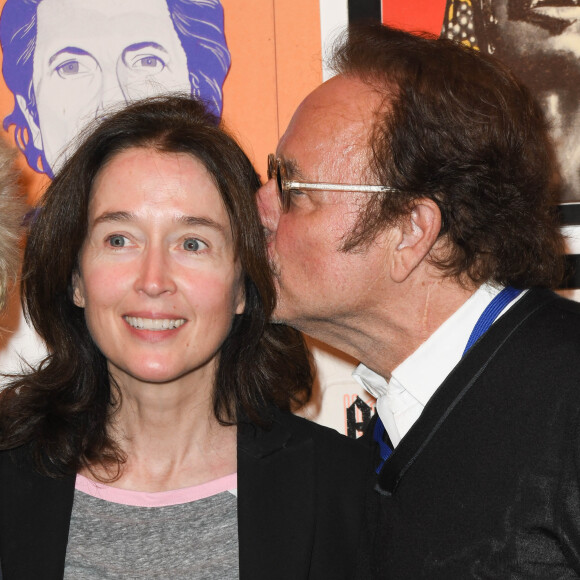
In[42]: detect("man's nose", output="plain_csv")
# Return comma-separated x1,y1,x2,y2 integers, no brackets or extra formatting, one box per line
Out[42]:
257,178,281,238
134,248,177,297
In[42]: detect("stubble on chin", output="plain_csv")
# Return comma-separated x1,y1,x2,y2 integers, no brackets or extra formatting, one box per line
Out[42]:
267,253,281,280
267,260,287,324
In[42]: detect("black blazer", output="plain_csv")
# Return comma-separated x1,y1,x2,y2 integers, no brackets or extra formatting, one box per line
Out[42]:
0,408,370,579
359,289,580,578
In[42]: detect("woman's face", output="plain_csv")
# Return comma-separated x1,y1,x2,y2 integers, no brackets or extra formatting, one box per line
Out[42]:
73,147,245,388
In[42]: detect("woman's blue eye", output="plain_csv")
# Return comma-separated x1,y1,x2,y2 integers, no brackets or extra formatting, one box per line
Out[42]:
108,235,128,247
183,238,207,252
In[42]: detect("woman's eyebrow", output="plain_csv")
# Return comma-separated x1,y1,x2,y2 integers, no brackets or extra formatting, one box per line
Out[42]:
176,215,227,234
91,213,228,237
92,211,133,225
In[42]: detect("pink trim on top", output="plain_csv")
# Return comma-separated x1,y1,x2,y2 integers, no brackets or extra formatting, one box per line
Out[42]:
75,472,237,508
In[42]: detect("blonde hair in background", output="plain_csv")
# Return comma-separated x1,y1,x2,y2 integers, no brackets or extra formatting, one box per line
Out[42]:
0,139,24,310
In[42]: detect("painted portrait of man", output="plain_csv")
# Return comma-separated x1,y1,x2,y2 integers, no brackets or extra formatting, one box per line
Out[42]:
442,0,580,201
0,0,230,380
0,0,230,176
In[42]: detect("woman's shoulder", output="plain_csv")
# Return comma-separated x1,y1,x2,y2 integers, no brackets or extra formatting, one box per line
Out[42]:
273,408,370,459
0,441,40,479
275,409,350,439
0,440,28,462
239,406,371,493
239,405,372,475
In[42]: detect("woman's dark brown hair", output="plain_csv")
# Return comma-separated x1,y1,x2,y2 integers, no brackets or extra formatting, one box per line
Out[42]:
0,95,311,476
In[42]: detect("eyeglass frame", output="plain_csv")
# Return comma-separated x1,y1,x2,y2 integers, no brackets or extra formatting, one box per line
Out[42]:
267,154,402,212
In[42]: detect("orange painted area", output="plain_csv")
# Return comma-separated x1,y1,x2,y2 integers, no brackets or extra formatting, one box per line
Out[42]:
272,0,321,139
221,0,321,181
382,0,447,36
0,0,322,202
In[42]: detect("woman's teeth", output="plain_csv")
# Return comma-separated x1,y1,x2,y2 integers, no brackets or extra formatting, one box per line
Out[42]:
124,316,186,331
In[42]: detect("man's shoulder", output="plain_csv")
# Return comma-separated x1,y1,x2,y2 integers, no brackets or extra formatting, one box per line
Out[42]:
519,287,580,311
495,288,580,339
513,288,580,339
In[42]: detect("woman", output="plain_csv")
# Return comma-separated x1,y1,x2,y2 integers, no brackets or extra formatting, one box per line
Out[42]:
0,96,369,579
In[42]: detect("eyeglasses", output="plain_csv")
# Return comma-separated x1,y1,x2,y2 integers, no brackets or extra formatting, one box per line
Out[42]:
267,154,401,212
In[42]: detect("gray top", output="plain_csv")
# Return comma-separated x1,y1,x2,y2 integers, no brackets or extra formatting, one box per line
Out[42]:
64,488,239,579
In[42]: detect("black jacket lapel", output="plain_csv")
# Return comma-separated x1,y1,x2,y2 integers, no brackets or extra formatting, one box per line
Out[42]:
377,288,556,495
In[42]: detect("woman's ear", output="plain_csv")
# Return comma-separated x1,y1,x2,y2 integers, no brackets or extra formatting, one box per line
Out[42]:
72,271,86,308
235,284,246,315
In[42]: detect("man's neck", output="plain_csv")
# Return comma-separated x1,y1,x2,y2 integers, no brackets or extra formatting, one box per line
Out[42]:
301,274,478,381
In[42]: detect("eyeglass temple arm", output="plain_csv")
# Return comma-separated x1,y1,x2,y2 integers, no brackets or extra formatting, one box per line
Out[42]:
283,180,399,193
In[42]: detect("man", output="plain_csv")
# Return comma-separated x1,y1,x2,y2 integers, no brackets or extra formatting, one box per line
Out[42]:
442,0,580,200
0,0,229,176
258,23,580,577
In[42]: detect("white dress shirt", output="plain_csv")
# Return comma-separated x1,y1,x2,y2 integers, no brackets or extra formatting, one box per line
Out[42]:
353,283,525,447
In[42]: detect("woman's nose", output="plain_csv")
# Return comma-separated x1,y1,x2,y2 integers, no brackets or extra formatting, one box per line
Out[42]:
134,248,177,297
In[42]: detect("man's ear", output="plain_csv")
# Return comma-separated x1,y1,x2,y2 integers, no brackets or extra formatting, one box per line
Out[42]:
16,94,43,150
72,272,86,308
390,199,442,283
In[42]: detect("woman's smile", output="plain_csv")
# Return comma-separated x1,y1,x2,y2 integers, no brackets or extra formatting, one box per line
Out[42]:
123,316,187,331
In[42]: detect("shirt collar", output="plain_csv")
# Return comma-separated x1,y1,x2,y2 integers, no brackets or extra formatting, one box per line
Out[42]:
353,283,525,405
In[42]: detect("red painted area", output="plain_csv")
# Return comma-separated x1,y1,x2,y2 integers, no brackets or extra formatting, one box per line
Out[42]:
382,0,447,36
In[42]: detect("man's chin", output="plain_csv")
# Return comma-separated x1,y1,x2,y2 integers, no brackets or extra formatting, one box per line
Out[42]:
270,305,289,325
270,293,296,327
269,274,303,328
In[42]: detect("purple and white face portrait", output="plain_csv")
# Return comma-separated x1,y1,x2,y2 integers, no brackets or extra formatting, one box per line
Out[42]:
0,0,230,176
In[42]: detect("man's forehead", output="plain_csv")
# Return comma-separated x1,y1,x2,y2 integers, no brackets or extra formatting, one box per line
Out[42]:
277,75,382,180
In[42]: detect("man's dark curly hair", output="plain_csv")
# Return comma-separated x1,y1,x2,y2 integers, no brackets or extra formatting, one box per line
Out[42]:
332,23,564,288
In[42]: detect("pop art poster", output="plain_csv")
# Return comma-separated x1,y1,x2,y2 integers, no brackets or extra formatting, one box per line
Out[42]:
0,0,377,439
0,0,323,373
4,0,575,439
0,0,326,200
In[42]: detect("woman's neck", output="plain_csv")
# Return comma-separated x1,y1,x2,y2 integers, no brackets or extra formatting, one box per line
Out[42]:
82,373,237,492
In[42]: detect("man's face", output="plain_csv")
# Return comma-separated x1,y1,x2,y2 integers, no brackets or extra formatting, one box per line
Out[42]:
28,0,191,173
257,75,396,337
487,0,580,198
